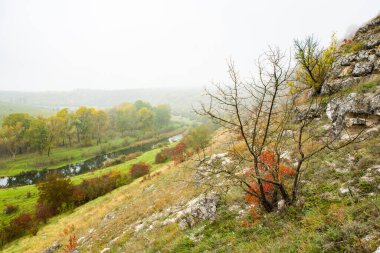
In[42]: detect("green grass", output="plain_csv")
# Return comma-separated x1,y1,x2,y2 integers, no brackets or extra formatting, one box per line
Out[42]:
341,41,364,54
0,136,133,177
324,76,380,100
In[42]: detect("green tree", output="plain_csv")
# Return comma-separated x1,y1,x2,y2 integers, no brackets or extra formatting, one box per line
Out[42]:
92,109,109,144
1,113,33,155
54,108,72,146
293,35,337,94
28,117,51,155
154,104,171,128
0,124,22,158
137,107,154,130
134,100,152,110
185,124,212,151
111,103,137,134
73,107,95,144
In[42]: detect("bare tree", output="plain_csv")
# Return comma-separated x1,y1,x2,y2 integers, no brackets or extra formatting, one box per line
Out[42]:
195,47,363,212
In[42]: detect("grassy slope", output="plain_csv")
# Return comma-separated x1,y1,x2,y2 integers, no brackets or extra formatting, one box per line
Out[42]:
4,132,380,252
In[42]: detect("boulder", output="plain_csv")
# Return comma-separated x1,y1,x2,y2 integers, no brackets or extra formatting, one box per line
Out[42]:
352,62,374,76
178,193,220,229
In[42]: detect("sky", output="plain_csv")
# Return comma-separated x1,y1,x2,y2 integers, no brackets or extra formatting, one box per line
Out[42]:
0,0,379,91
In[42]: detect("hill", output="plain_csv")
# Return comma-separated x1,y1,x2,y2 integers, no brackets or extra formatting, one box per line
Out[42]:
4,130,380,252
0,101,55,124
0,88,204,118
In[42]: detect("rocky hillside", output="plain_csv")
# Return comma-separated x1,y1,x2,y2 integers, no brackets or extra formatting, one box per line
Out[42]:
323,15,380,135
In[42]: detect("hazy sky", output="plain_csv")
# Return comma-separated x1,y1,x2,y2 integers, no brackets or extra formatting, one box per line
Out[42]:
0,1,378,91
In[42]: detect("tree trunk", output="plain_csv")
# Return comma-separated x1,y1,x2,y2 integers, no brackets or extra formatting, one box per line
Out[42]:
291,159,304,202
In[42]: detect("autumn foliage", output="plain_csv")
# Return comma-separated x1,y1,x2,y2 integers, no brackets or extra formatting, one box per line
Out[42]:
62,225,78,253
244,150,295,207
155,142,188,164
130,163,150,178
0,213,36,246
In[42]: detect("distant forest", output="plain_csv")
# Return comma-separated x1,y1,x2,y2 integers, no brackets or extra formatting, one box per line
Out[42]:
0,88,203,119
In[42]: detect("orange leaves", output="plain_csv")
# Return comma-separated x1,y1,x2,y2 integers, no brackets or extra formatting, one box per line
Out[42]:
243,150,294,207
62,225,78,253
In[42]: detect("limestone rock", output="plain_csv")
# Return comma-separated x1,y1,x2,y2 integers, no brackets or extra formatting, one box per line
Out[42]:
178,193,220,229
277,200,286,211
326,93,380,135
352,61,374,76
322,15,380,94
41,242,61,253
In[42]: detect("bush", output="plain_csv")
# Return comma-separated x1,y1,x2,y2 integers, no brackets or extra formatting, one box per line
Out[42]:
0,213,36,246
37,173,74,214
35,203,53,224
155,151,168,163
3,205,18,215
130,163,150,179
78,172,124,203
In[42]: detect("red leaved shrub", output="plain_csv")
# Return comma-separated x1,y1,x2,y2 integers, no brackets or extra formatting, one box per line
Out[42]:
35,202,53,224
244,150,295,207
0,212,37,246
130,163,150,178
77,172,123,203
155,142,188,164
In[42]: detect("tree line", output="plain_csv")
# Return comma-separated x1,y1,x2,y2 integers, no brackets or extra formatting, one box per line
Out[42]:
0,100,171,158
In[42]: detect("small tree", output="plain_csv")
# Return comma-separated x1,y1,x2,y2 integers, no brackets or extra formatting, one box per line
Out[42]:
37,173,74,214
185,124,212,151
293,35,337,94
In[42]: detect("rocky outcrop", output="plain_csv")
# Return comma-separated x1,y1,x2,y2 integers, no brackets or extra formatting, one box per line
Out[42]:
326,93,380,134
322,15,380,94
322,15,380,134
177,193,220,229
129,193,220,234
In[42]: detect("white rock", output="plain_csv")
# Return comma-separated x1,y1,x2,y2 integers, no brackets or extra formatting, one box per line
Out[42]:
100,248,110,253
339,187,349,194
277,200,286,211
134,223,144,233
